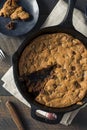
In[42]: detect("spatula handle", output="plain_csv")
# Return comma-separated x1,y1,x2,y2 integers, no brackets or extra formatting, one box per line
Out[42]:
6,101,25,130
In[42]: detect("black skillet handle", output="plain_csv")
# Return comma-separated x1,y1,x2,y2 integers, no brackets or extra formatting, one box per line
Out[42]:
61,0,77,28
31,106,64,124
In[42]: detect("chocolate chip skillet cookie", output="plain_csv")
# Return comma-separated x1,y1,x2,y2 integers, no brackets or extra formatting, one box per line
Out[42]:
19,33,87,108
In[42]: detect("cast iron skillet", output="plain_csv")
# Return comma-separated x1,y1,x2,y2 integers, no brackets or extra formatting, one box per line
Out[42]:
12,0,87,124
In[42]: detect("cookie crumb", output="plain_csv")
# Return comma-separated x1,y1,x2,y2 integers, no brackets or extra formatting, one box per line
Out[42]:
5,21,15,30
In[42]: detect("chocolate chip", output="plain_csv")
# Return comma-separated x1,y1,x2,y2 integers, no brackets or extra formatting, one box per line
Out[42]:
57,64,61,68
72,51,76,55
73,81,81,88
52,75,57,79
53,84,57,88
63,76,67,80
71,66,76,71
69,71,74,76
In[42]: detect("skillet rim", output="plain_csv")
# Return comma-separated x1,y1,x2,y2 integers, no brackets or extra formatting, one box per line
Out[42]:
12,25,87,113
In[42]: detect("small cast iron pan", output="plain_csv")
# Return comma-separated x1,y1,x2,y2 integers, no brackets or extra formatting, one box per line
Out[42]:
12,0,87,124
